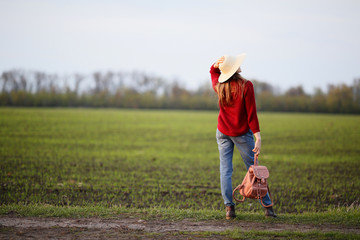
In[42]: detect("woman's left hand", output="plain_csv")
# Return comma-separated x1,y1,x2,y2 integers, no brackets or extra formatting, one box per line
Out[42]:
252,132,261,156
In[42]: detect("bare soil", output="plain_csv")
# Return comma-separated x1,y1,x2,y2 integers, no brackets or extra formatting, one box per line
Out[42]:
0,215,359,239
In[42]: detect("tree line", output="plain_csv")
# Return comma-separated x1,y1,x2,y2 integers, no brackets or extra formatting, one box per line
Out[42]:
1,69,359,113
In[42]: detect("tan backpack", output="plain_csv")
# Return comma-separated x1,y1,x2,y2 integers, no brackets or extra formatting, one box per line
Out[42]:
232,156,273,207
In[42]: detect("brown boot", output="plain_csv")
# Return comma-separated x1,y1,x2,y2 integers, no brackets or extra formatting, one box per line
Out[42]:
265,206,277,217
226,205,236,220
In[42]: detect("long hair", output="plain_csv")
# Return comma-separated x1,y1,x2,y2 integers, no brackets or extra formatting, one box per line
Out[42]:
216,73,247,107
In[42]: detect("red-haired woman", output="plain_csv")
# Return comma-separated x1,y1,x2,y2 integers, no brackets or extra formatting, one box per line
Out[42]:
210,54,276,219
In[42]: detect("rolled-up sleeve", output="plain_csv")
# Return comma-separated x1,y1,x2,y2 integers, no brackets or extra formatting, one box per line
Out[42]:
209,64,220,92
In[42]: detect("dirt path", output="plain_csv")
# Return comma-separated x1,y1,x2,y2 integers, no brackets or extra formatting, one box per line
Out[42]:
0,216,359,239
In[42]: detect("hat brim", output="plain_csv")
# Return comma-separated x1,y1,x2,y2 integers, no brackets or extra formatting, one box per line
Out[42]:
218,53,246,83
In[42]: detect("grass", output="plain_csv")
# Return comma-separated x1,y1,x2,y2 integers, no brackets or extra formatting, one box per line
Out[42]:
0,108,359,220
1,203,359,227
181,230,360,240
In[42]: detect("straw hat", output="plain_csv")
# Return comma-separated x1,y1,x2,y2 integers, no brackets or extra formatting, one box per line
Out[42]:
218,53,246,83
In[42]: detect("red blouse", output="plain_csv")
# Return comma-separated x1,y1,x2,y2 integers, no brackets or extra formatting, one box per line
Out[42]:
210,64,260,136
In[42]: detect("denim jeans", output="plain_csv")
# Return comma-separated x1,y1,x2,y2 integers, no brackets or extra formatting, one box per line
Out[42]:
216,129,272,207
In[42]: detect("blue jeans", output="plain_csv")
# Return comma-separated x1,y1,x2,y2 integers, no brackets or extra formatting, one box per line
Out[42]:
216,129,272,207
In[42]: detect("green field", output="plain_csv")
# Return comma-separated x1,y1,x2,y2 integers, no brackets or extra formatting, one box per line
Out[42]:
0,108,359,214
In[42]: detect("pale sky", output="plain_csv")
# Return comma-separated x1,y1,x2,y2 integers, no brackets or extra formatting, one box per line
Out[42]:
1,0,359,93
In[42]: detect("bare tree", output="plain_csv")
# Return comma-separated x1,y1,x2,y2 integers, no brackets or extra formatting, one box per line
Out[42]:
48,74,59,93
35,72,46,93
92,71,115,94
103,71,114,93
252,80,274,96
19,73,27,91
1,72,10,93
74,74,85,95
285,86,306,96
353,78,360,105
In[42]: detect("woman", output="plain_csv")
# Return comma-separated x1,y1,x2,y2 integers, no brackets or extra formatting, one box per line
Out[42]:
210,54,276,219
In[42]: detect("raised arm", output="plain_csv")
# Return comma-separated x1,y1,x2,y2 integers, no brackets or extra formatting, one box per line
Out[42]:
209,56,225,91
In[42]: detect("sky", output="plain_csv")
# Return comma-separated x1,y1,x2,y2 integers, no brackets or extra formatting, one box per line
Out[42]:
1,0,360,94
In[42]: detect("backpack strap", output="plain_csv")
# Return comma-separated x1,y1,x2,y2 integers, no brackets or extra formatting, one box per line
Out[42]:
260,185,274,207
232,184,246,202
254,155,258,166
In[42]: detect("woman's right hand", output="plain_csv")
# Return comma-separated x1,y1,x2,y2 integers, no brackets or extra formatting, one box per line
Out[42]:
213,56,225,68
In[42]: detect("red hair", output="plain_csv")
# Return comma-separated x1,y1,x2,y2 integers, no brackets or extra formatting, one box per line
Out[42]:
216,73,247,107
